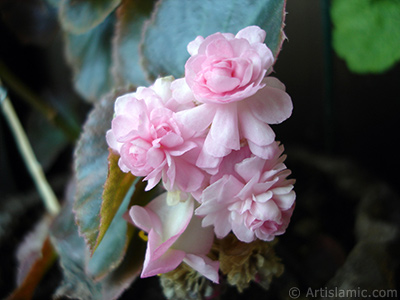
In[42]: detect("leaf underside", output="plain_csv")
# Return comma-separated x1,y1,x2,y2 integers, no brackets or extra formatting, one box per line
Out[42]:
73,90,126,252
59,0,122,34
51,178,145,300
140,0,287,81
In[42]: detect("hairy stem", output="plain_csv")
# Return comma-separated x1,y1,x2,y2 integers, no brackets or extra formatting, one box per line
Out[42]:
1,82,60,215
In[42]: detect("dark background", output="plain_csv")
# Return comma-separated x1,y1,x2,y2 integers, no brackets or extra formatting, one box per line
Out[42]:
275,1,400,190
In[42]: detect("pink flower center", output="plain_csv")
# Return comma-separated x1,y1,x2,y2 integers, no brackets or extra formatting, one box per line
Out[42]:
155,123,173,140
200,59,241,94
129,140,151,163
119,139,155,175
149,114,184,150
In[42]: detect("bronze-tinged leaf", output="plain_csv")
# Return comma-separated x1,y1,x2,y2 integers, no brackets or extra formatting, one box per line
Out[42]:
7,215,56,300
92,150,136,253
87,166,139,279
7,237,57,300
73,90,124,252
59,0,121,34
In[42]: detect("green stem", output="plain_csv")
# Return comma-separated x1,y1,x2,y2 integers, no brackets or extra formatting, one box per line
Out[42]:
1,83,60,215
0,60,80,142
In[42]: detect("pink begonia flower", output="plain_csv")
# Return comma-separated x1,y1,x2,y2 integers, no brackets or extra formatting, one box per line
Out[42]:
195,142,295,243
174,25,293,171
176,76,293,172
185,25,273,104
128,192,219,282
106,77,206,194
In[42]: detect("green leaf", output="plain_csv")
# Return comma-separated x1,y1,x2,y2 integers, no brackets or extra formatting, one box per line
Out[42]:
73,91,119,252
140,0,286,80
92,151,136,253
50,179,145,299
59,0,121,34
87,179,137,279
112,0,155,88
332,0,400,73
65,14,115,102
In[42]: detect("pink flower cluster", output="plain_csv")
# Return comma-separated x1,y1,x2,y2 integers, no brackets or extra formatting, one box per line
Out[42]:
107,26,295,283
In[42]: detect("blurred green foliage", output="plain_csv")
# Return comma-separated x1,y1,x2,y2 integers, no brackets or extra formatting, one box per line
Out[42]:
332,0,400,74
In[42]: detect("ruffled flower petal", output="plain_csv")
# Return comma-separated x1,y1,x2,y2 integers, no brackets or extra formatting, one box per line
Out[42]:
142,237,186,278
230,214,255,243
187,35,205,56
209,104,240,151
203,130,232,158
197,142,295,243
175,103,216,133
247,78,293,125
185,26,273,104
129,193,218,280
238,105,276,147
107,77,205,194
235,25,266,44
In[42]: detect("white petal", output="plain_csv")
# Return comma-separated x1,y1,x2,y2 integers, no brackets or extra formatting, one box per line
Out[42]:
146,192,194,241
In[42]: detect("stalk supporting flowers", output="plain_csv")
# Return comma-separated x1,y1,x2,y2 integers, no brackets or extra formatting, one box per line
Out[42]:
0,81,60,216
